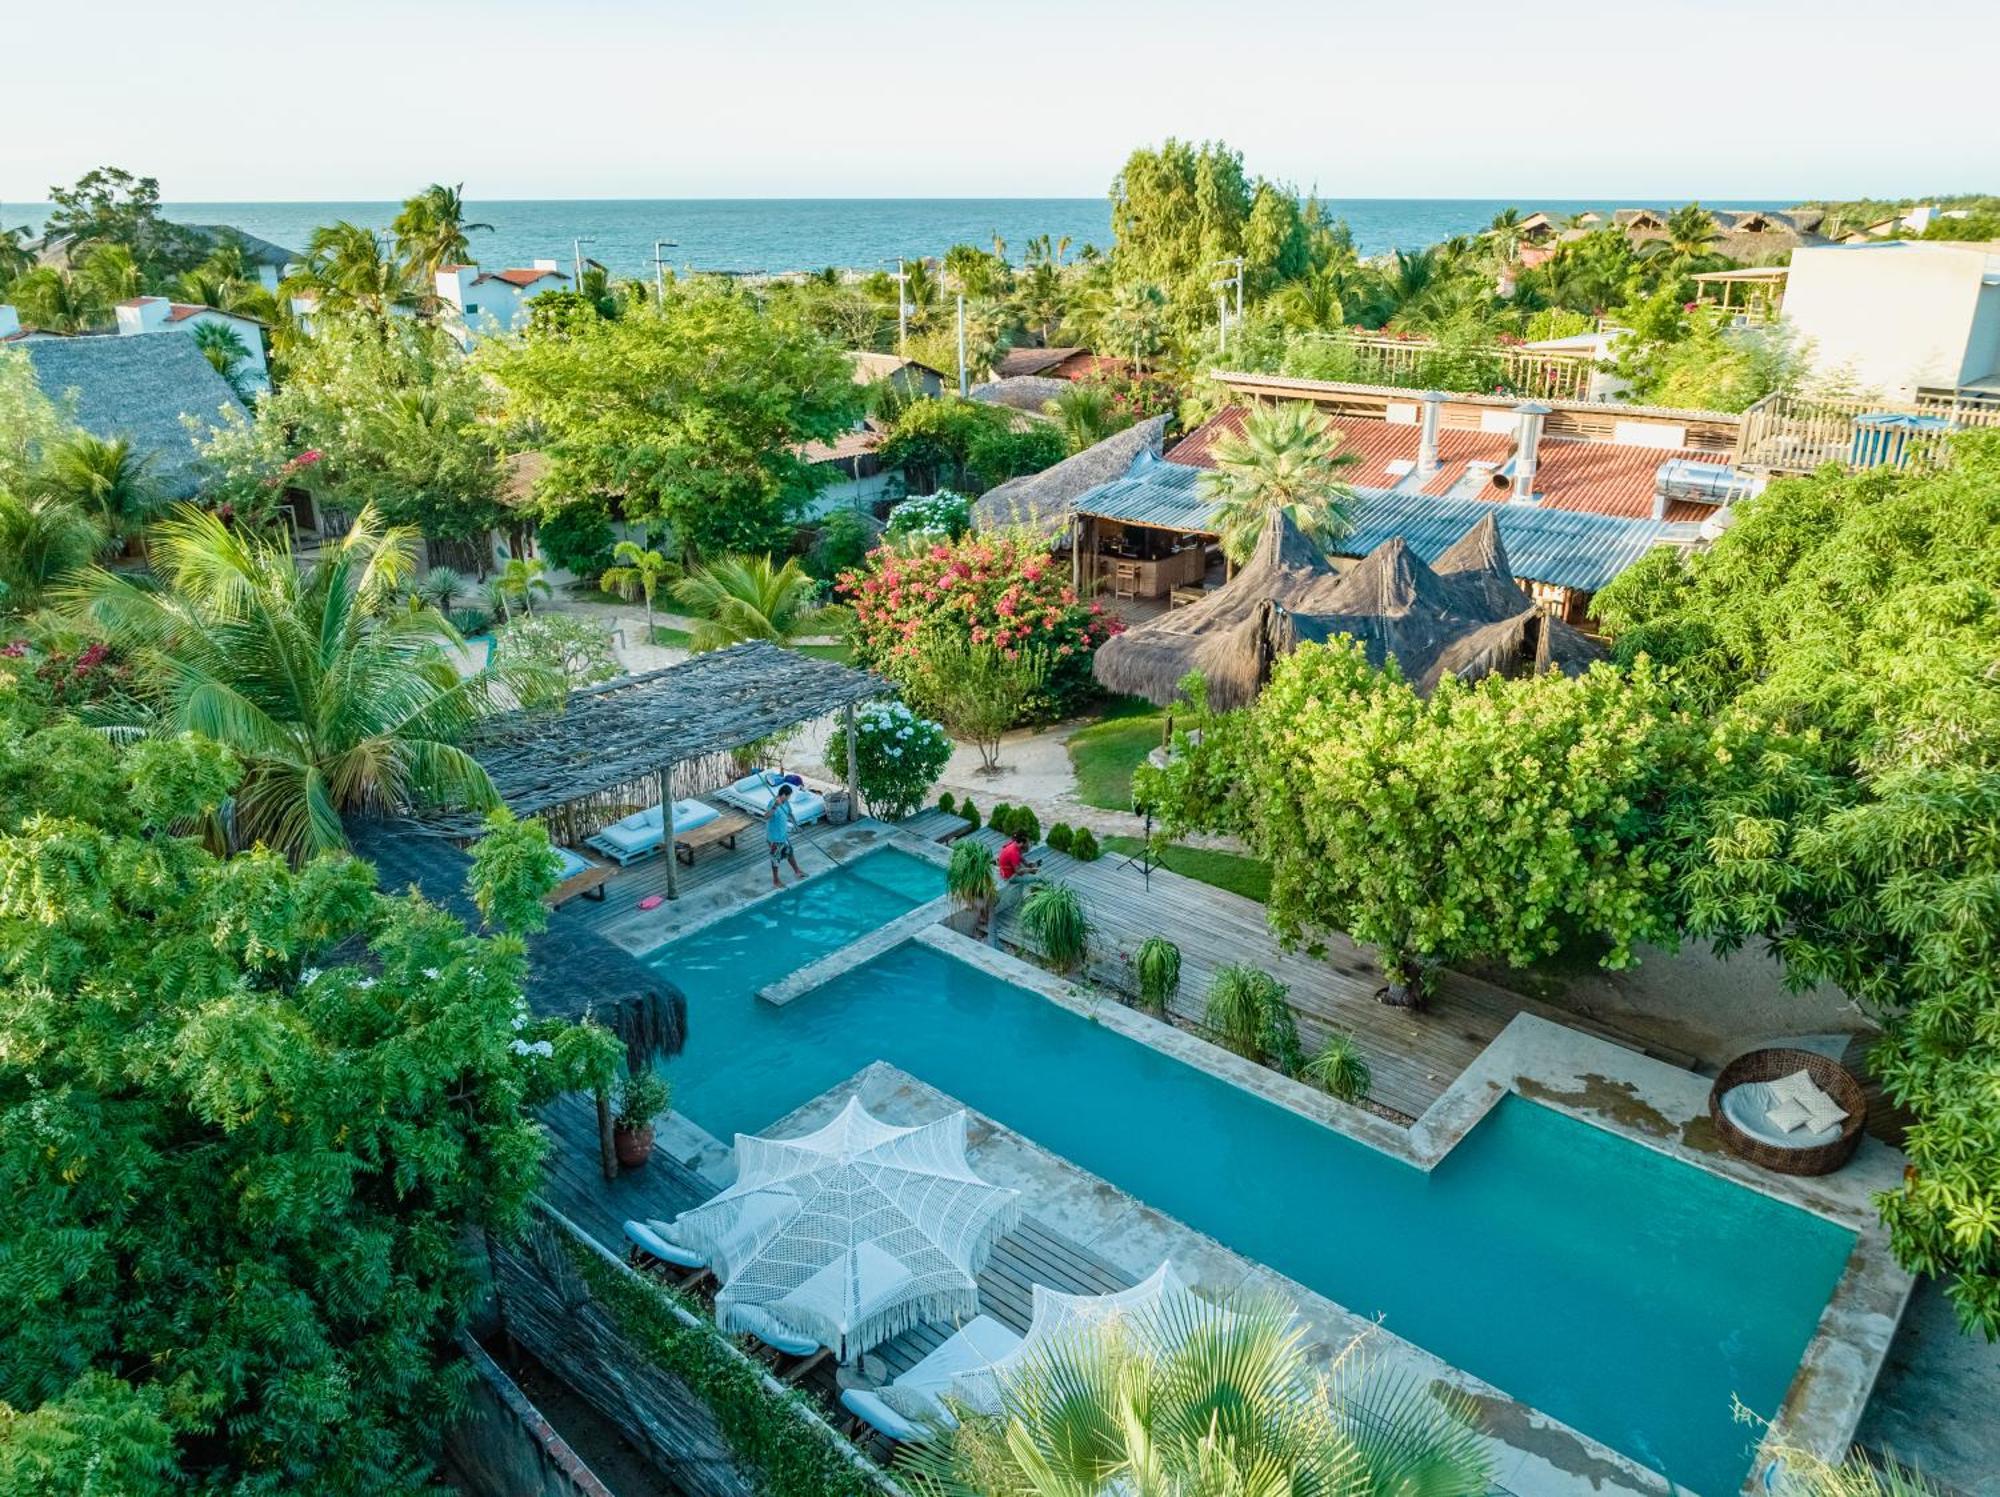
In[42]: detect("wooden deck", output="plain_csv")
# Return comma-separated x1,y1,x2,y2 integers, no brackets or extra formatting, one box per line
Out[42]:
534,1091,1131,1422
894,807,974,844
972,829,1691,1121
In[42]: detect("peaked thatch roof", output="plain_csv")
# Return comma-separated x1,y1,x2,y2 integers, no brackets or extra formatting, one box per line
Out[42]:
975,416,1168,535
1093,511,1598,710
21,334,245,498
968,375,1071,414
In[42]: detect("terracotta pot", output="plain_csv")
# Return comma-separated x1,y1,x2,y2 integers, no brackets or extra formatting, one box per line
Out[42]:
613,1123,655,1169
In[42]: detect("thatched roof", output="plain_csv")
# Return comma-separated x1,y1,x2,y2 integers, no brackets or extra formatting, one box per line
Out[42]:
1093,510,1599,710
969,375,1071,414
994,347,1086,378
417,641,892,840
21,334,245,498
975,416,1168,535
33,221,300,271
346,818,686,1053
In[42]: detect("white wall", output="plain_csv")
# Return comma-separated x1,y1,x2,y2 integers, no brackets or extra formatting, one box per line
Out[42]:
1781,244,1992,399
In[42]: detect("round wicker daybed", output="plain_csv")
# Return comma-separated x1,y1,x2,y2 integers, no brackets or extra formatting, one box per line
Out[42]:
1709,1048,1867,1177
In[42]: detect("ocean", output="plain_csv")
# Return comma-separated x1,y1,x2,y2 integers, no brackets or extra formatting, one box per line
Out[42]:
8,197,1792,278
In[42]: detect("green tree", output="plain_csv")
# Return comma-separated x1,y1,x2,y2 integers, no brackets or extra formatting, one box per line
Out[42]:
0,673,615,1493
1046,382,1134,454
39,166,200,281
599,537,676,640
5,266,110,334
899,1295,1492,1497
1593,432,2000,1335
484,282,859,560
289,221,419,318
672,552,844,652
489,612,619,707
65,505,520,861
1197,400,1357,565
33,431,160,549
391,180,493,287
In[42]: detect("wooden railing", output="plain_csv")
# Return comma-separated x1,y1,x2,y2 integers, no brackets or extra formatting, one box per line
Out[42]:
1306,333,1601,403
1734,392,2000,474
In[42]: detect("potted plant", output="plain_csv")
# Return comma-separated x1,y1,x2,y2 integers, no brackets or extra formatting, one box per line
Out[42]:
613,1071,672,1169
946,839,997,935
1020,880,1092,975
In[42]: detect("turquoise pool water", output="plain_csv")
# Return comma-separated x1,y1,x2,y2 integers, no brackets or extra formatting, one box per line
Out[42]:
650,850,1854,1495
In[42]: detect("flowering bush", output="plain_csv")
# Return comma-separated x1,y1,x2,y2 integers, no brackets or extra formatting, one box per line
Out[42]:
840,527,1120,723
884,490,971,544
824,701,952,819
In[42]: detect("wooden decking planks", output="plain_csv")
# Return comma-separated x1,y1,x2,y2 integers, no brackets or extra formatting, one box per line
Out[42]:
977,830,1680,1120
895,808,973,844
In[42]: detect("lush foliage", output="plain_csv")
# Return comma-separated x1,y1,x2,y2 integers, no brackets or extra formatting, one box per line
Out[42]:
823,700,952,819
672,552,844,652
875,397,1066,496
489,611,620,706
65,506,528,860
1198,400,1357,564
614,1070,672,1131
598,537,676,636
0,672,608,1493
842,527,1119,724
946,838,997,911
884,489,972,544
899,1292,1492,1497
1019,880,1092,974
483,283,859,560
1132,934,1182,1013
1303,1032,1374,1103
1203,964,1302,1073
1594,432,2000,1335
1068,826,1100,861
536,500,619,578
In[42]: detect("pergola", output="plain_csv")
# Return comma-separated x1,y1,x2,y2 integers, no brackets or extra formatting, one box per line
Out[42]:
424,641,894,897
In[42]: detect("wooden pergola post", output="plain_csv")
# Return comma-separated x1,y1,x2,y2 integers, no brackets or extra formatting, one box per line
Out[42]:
842,701,861,823
658,759,678,899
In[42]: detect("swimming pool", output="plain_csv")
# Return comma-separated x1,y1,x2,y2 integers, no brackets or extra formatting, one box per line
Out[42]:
650,850,1854,1494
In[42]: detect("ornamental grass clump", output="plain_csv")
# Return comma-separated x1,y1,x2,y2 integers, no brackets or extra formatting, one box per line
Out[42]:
1302,1032,1373,1103
1204,964,1302,1074
1133,935,1182,1013
1020,880,1091,974
946,839,997,913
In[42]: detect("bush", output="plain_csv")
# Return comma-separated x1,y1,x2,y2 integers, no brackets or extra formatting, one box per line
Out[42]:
959,798,980,830
937,791,955,813
1302,1033,1372,1103
885,489,972,544
990,802,1013,835
1069,826,1101,862
536,501,618,579
822,701,952,820
1006,805,1040,846
1020,880,1091,974
841,526,1121,723
1046,822,1074,853
805,508,873,580
1133,935,1181,1013
1203,965,1302,1075
490,613,619,707
946,839,997,911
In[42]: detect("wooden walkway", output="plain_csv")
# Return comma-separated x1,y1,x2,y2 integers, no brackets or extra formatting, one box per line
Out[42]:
972,829,1690,1121
534,1092,1131,1421
895,807,973,845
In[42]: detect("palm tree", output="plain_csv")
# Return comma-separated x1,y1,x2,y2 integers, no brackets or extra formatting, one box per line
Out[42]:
898,1294,1493,1497
0,221,32,288
292,221,418,318
671,553,845,653
80,243,143,306
6,266,110,334
1045,383,1133,455
1660,203,1721,261
1016,260,1067,345
191,321,253,397
1276,263,1356,332
1199,401,1358,566
37,432,161,547
392,182,494,287
599,539,676,642
1096,281,1168,370
62,505,517,861
494,554,551,618
0,490,104,608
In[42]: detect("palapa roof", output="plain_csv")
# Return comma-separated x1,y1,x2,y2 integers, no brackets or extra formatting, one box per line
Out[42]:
847,351,945,386
995,346,1088,378
1092,510,1599,711
968,375,1071,414
974,415,1167,534
21,334,245,498
422,641,892,833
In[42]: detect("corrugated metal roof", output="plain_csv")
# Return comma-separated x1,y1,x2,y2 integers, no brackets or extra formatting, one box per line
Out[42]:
1073,455,1692,594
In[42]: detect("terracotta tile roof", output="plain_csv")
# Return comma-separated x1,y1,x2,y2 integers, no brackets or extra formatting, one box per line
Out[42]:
797,429,882,465
118,296,160,308
1169,407,1714,523
996,345,1087,378
473,267,566,289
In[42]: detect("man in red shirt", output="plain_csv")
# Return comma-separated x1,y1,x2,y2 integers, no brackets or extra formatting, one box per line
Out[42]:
987,833,1039,945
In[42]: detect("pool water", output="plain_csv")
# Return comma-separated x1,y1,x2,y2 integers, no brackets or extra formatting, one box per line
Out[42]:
650,851,1854,1495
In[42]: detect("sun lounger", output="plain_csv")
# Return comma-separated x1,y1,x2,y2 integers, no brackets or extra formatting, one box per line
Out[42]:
623,1218,708,1271
714,770,827,826
547,846,616,907
586,799,722,866
840,1314,1024,1443
729,1303,830,1378
1720,1082,1845,1149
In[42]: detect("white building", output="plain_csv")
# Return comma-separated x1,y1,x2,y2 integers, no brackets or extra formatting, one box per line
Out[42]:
434,261,572,342
1780,242,2000,401
113,296,271,393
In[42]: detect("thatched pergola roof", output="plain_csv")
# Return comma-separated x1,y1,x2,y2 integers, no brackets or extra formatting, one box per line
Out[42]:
1093,510,1599,710
419,641,892,841
976,416,1168,535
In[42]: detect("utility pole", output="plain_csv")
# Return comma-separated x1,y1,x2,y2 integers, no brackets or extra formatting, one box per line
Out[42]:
653,238,679,300
573,236,596,291
891,258,910,352
956,293,969,396
1211,256,1245,359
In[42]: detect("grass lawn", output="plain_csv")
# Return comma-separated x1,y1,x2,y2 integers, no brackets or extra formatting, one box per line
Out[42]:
646,625,851,665
1066,697,1167,810
649,625,692,648
1100,836,1271,904
795,641,854,664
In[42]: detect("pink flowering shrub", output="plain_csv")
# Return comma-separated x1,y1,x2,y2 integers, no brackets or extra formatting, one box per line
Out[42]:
840,527,1121,722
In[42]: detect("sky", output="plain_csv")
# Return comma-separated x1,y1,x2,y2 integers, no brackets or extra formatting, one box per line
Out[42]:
6,0,1997,205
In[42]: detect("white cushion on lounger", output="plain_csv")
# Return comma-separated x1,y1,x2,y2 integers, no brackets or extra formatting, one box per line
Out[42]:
622,1218,706,1269
1722,1082,1844,1148
670,798,719,832
552,847,591,881
841,1315,1022,1439
597,818,663,854
730,1303,821,1358
840,1387,923,1443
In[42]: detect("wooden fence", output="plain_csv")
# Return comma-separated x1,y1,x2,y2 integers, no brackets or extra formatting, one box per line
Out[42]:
489,1203,896,1497
1317,333,1601,402
1735,392,2000,474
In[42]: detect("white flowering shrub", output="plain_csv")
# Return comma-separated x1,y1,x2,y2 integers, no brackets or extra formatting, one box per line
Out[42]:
825,701,953,820
885,489,971,543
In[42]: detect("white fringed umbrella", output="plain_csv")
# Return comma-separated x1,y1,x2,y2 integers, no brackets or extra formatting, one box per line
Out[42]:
671,1097,1022,1359
952,1260,1212,1413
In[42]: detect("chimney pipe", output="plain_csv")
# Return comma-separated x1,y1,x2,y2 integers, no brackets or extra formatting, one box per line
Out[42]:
1513,402,1550,501
1416,391,1444,478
